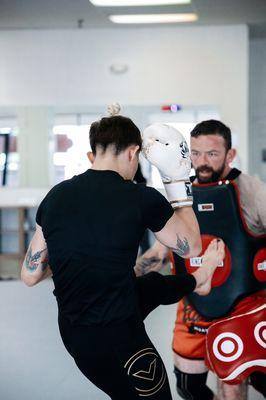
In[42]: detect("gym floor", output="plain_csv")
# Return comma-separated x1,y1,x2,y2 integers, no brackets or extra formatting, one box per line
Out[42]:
0,279,263,400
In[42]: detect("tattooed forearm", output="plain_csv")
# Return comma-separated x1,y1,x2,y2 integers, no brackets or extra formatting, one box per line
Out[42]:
134,257,162,276
25,247,49,273
171,234,190,257
139,257,161,269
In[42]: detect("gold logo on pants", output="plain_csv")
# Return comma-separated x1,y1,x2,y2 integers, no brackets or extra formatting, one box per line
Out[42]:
124,348,166,397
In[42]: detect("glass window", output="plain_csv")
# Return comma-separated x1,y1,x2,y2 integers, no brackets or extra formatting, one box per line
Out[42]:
53,124,92,184
0,120,19,187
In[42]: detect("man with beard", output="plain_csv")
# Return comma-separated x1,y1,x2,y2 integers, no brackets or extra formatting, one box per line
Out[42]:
136,120,266,400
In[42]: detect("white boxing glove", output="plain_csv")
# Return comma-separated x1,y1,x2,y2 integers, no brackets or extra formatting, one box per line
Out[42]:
142,123,193,208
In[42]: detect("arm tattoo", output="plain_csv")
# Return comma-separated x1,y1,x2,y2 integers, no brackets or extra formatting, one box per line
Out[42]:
139,257,161,269
25,247,49,273
135,257,161,275
171,234,190,257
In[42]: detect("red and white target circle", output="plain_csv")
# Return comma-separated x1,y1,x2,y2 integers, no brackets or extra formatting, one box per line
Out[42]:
254,321,266,348
213,332,243,362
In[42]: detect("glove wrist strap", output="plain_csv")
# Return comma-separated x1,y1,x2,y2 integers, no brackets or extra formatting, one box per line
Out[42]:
163,180,193,208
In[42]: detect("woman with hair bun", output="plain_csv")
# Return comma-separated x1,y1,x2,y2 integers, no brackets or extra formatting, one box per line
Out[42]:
21,104,224,400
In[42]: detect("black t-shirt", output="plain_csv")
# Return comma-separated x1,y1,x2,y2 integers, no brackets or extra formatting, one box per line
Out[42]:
36,169,173,326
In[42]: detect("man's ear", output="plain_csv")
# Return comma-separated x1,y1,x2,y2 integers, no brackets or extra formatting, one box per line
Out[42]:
128,145,140,162
226,148,236,164
87,151,95,164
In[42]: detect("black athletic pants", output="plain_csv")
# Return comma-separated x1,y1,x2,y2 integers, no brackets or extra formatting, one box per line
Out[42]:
58,272,196,400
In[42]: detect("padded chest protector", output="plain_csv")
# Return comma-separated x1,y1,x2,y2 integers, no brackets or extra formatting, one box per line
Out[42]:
173,181,266,320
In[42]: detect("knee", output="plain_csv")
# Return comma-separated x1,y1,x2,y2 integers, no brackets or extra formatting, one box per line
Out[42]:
174,366,214,400
249,372,266,398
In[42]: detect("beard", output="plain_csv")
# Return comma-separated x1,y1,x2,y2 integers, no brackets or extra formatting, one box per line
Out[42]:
195,161,226,183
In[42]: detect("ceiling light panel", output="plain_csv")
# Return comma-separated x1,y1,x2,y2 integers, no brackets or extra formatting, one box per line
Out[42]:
90,0,191,6
109,13,197,23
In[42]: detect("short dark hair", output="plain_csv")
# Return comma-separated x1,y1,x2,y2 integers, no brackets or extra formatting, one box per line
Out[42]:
190,120,232,151
89,115,142,155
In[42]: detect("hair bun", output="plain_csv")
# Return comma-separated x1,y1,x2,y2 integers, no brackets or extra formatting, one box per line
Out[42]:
107,103,121,116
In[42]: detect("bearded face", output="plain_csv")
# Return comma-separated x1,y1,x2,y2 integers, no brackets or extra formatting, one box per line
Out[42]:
190,135,231,183
195,162,226,183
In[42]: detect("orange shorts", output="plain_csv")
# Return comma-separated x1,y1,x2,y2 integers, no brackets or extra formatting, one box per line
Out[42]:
172,291,266,360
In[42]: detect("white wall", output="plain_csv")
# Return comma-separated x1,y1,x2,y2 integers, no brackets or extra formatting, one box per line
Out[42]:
0,25,249,170
249,38,266,181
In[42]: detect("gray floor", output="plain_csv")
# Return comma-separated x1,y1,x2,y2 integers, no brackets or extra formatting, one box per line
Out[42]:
0,280,263,400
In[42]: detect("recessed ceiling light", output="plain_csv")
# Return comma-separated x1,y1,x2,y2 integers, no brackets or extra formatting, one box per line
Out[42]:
90,0,191,6
109,13,197,23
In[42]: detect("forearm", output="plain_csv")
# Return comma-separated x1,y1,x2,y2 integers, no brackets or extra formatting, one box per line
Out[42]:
21,250,51,286
134,240,169,276
22,265,52,286
173,207,201,255
21,227,50,286
155,208,202,259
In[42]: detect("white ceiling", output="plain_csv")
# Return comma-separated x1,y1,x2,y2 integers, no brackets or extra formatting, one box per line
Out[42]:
0,0,266,37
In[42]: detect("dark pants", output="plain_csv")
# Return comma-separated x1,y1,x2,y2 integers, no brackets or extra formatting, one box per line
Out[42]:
58,272,196,400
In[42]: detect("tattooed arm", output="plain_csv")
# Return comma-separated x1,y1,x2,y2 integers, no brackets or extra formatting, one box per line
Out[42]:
21,223,52,287
134,241,169,276
154,207,201,258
